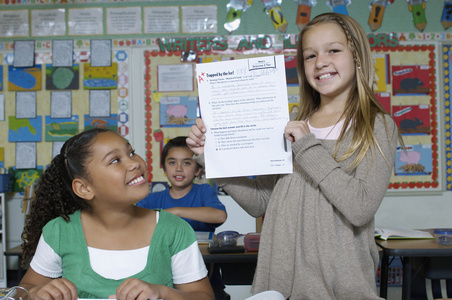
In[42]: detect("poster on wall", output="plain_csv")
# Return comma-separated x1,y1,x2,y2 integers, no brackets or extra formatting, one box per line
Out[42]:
159,96,197,127
68,8,103,36
31,9,66,37
8,66,42,91
0,10,29,38
144,6,179,34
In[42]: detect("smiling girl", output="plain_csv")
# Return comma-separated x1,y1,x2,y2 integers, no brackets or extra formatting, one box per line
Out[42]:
187,13,403,299
20,128,214,300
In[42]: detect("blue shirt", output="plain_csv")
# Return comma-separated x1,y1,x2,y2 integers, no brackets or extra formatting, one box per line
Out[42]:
137,183,226,232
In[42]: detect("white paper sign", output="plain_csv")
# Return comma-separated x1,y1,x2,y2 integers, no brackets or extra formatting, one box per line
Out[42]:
31,9,66,37
68,8,103,36
144,6,179,34
157,64,193,92
196,55,293,178
182,5,217,33
107,7,142,35
0,10,29,37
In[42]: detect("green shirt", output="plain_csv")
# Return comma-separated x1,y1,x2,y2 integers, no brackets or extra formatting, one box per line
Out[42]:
42,209,198,298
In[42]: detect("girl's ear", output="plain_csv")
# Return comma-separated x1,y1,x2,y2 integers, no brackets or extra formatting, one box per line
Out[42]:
72,179,94,200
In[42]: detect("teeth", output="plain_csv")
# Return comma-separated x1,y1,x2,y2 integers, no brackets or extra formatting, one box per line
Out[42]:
318,73,334,80
128,176,144,186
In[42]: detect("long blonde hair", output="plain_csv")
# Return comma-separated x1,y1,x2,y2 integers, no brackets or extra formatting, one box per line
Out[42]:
296,13,401,170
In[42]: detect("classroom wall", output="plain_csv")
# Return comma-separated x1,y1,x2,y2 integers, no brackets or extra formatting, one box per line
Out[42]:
1,0,452,273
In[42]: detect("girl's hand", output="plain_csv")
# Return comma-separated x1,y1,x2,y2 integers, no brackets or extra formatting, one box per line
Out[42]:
284,120,311,143
112,278,164,300
31,278,78,300
187,118,207,156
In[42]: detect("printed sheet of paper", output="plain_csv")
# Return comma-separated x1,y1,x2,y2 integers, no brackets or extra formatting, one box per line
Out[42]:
196,55,292,178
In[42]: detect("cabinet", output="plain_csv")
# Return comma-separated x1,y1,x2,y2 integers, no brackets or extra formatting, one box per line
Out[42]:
0,193,7,287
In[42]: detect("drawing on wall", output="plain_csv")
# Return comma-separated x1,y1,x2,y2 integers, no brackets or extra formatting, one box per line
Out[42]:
288,94,300,115
84,114,118,131
46,65,80,90
373,54,390,92
83,63,118,89
44,115,79,142
392,104,430,135
159,96,197,127
395,144,433,176
8,116,42,142
285,55,298,86
392,65,431,95
8,65,42,91
13,168,43,192
375,92,391,114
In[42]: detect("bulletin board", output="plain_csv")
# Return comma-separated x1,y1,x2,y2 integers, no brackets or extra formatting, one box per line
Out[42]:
0,45,130,191
443,45,452,191
372,43,442,193
142,35,444,193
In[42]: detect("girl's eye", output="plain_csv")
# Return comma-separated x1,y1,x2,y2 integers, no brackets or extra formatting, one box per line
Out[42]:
129,149,136,157
330,49,341,53
111,158,119,164
304,54,315,60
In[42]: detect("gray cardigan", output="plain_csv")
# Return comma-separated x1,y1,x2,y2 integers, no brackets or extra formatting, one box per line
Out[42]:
195,114,398,299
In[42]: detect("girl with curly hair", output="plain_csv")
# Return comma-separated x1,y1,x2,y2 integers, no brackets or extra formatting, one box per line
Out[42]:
20,128,213,300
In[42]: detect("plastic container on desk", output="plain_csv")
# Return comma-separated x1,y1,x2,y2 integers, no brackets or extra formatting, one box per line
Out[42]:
244,233,261,252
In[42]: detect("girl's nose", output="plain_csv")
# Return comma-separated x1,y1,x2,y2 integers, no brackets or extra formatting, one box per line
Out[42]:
316,54,329,69
128,158,140,171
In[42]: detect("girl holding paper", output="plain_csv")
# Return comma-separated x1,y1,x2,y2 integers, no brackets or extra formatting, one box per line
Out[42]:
187,12,402,299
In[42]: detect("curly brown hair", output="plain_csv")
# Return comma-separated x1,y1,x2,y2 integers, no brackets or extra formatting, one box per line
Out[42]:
21,128,111,266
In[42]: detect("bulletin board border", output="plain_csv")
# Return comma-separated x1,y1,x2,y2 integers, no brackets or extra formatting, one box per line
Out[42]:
444,45,452,191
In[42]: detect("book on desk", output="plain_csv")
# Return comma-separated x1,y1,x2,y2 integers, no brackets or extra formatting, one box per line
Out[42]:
375,226,434,240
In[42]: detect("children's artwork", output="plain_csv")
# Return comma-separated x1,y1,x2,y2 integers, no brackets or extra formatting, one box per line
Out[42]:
13,168,43,192
84,114,118,131
392,105,430,135
288,94,300,115
0,65,3,91
392,65,431,95
51,91,72,118
0,147,4,168
13,40,35,68
90,39,112,67
46,65,80,90
15,142,37,169
52,40,74,67
83,63,117,89
89,90,111,117
8,65,42,91
159,96,197,127
8,116,42,142
375,92,391,114
16,91,37,118
285,55,298,86
45,115,79,142
373,54,390,92
395,144,433,176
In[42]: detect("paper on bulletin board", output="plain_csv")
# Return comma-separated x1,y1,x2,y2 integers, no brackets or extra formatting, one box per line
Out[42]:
107,7,142,35
196,55,292,178
31,9,66,37
144,6,179,34
68,8,103,36
0,10,29,37
157,64,193,92
181,5,217,33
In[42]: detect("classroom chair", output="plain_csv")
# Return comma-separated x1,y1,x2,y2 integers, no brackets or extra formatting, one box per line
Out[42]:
410,257,452,300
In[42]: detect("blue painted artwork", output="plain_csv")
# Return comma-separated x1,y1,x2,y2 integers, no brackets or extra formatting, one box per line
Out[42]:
8,116,42,142
395,144,433,176
159,96,198,127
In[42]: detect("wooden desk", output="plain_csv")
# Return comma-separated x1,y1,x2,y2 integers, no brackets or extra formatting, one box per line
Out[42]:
376,236,452,300
199,244,258,285
4,244,258,286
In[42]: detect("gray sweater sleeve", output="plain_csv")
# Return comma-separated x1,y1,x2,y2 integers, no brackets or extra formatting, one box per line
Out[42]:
193,154,277,218
292,114,398,227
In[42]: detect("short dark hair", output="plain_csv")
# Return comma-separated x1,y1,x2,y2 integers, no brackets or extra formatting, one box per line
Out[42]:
160,136,201,171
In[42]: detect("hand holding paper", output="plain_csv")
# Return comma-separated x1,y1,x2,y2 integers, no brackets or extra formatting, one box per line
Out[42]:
195,55,293,178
